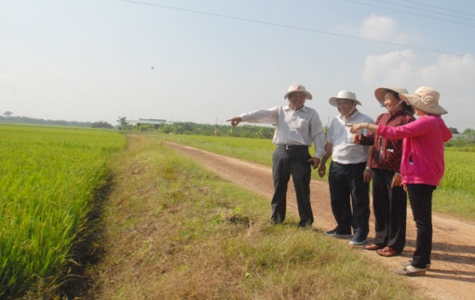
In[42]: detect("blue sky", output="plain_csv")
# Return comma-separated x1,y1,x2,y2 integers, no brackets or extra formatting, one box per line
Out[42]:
1,0,475,131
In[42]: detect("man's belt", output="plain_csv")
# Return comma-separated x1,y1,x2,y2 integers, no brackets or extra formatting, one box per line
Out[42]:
278,145,309,150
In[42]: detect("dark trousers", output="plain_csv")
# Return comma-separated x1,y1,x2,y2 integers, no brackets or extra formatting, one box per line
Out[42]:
407,184,435,269
328,161,370,238
271,146,313,227
372,169,407,252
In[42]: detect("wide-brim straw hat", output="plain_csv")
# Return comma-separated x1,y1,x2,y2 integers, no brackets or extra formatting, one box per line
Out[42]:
400,86,448,115
329,90,362,107
374,87,409,103
284,84,312,100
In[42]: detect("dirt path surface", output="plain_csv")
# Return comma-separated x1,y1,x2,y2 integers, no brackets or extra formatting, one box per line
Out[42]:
166,142,475,300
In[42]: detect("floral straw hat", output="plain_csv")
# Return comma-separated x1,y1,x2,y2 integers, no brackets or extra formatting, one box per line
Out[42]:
400,86,448,115
284,84,313,100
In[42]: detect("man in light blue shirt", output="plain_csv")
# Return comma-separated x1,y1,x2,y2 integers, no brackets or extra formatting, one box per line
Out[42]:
318,90,373,245
227,84,325,227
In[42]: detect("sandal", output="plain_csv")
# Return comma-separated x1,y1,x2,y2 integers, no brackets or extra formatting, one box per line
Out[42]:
365,243,383,250
377,246,399,257
394,265,427,276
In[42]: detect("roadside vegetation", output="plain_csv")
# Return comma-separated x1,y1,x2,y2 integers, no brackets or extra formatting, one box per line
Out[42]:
88,134,421,299
160,133,475,221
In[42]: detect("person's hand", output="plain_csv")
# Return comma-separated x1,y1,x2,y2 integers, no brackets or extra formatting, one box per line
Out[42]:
391,173,402,187
226,117,242,127
352,133,362,143
318,165,326,177
307,157,320,169
346,123,365,133
363,168,372,182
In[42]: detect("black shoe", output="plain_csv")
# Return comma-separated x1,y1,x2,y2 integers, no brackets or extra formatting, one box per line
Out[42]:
324,228,352,237
349,236,367,246
324,228,338,236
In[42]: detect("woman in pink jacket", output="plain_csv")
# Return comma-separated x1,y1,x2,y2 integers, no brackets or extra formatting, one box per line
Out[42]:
348,86,452,276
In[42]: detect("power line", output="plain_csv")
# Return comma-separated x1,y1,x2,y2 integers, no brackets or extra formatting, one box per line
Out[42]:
399,0,475,17
374,0,475,21
121,0,466,58
341,0,475,28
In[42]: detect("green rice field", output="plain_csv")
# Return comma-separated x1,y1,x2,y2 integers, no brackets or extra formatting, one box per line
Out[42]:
436,149,475,219
1,125,474,297
0,124,125,298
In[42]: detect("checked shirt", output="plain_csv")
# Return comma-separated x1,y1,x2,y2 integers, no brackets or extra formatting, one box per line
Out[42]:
359,110,415,173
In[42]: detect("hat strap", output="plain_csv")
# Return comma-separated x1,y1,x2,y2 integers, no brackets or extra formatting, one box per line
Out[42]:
344,101,357,119
389,100,403,113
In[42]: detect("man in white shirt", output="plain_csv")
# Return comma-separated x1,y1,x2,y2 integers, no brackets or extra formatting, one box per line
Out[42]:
227,84,325,227
317,90,373,245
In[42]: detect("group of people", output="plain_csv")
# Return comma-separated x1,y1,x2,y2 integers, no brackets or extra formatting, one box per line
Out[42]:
227,84,452,276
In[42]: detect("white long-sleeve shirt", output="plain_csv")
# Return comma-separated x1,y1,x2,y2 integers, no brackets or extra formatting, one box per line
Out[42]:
239,105,325,159
326,110,374,164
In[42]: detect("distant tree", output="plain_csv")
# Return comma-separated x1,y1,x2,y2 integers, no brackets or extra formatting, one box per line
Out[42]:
3,111,13,117
117,116,128,130
448,127,459,134
92,121,114,129
462,128,475,135
0,115,93,127
160,123,176,134
126,120,276,139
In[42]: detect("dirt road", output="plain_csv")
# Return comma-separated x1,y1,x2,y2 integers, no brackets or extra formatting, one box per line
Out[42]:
166,142,475,300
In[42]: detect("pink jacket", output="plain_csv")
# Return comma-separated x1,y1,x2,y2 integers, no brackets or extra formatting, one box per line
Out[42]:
378,115,452,186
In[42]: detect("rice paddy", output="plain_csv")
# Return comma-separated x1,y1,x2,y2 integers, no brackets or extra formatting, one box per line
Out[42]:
0,124,125,298
1,125,474,297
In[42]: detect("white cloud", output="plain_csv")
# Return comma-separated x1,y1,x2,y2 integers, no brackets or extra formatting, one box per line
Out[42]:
362,50,416,86
361,51,475,130
0,72,12,80
362,52,475,89
358,15,410,44
417,55,475,127
418,54,475,88
332,14,411,45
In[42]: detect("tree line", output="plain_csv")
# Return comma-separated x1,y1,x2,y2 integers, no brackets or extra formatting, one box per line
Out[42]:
119,118,276,139
4,113,475,145
0,115,114,128
0,114,274,139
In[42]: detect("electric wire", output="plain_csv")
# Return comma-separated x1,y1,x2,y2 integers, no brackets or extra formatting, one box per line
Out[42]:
399,0,475,17
121,0,468,58
341,0,475,28
375,0,475,21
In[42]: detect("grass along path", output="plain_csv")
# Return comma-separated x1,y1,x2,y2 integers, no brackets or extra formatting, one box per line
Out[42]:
87,134,421,299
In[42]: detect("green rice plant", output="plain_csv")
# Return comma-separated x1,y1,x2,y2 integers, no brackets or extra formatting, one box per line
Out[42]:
0,124,125,298
441,150,475,192
434,149,475,218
